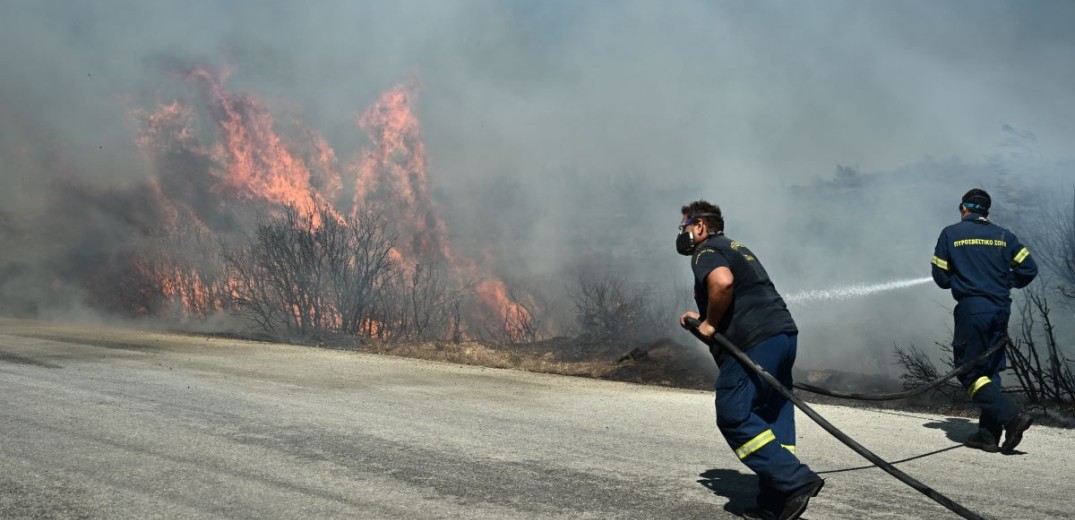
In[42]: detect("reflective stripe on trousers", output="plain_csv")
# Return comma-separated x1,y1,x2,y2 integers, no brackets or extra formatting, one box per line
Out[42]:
968,376,991,397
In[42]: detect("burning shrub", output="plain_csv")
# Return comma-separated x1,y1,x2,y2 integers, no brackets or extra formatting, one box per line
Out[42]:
368,260,467,342
0,67,536,344
224,206,397,341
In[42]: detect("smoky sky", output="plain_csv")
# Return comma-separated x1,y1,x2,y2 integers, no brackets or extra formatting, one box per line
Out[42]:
4,1,1075,184
2,0,1074,371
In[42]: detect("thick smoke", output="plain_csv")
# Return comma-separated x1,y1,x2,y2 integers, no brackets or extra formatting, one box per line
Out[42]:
2,1,1074,372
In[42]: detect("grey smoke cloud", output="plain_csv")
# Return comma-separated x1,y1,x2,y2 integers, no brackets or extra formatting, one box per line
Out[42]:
1,0,1073,371
4,1,1074,184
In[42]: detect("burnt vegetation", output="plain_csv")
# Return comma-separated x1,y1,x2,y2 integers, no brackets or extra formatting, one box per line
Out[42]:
1008,288,1075,412
218,206,548,347
571,274,655,346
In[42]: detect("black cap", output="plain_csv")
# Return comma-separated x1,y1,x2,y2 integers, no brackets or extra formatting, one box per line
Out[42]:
962,188,991,214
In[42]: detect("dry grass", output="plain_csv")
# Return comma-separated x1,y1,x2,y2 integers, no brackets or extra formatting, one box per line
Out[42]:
360,340,609,376
356,336,719,390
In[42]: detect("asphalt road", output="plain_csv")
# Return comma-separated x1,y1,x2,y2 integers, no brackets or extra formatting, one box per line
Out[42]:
0,318,1071,519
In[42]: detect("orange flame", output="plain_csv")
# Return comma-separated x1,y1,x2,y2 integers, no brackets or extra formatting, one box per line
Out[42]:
352,80,533,338
133,67,533,338
353,80,451,260
188,67,338,224
475,278,534,343
135,101,201,154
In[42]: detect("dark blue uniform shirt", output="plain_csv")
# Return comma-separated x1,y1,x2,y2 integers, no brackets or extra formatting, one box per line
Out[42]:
692,234,797,351
931,213,1038,307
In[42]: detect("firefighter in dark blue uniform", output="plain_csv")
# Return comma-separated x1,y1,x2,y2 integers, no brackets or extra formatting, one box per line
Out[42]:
931,188,1037,453
676,200,823,520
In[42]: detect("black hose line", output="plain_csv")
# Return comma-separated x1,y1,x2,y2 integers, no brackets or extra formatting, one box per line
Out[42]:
793,336,1010,400
685,318,986,520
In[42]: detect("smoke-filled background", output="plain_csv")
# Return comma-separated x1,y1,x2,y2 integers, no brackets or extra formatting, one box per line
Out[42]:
2,0,1073,375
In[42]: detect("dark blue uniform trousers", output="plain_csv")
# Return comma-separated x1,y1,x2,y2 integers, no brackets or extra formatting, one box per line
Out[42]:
953,297,1019,440
715,333,817,510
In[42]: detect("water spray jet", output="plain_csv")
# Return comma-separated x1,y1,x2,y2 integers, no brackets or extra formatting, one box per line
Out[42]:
785,277,933,305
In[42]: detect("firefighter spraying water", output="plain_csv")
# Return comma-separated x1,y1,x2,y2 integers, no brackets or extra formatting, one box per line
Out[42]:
673,190,1041,519
931,188,1038,453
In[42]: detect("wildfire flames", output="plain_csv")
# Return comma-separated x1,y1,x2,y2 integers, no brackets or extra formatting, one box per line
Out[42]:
122,66,531,339
352,78,532,339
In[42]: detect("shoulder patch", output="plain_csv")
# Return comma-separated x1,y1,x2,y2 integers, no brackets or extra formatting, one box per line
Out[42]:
728,241,756,261
694,248,717,265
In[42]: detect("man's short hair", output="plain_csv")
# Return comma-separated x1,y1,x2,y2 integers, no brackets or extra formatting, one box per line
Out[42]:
681,200,724,233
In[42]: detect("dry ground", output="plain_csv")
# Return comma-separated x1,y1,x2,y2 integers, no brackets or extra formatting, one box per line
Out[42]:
2,317,1074,519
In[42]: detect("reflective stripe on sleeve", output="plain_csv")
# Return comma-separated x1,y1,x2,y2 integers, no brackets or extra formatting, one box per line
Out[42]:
735,429,776,459
781,444,796,455
968,376,991,397
931,256,949,271
1013,247,1030,265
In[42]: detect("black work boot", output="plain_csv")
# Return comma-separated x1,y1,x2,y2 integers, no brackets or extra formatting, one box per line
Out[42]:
740,507,777,519
777,478,824,520
742,483,782,519
964,430,1000,453
1001,413,1034,453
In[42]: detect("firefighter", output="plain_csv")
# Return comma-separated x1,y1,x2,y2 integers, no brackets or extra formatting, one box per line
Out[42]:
677,200,823,520
931,188,1038,453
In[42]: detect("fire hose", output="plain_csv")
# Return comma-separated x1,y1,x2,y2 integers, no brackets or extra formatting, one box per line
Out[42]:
793,337,1009,400
685,317,986,520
